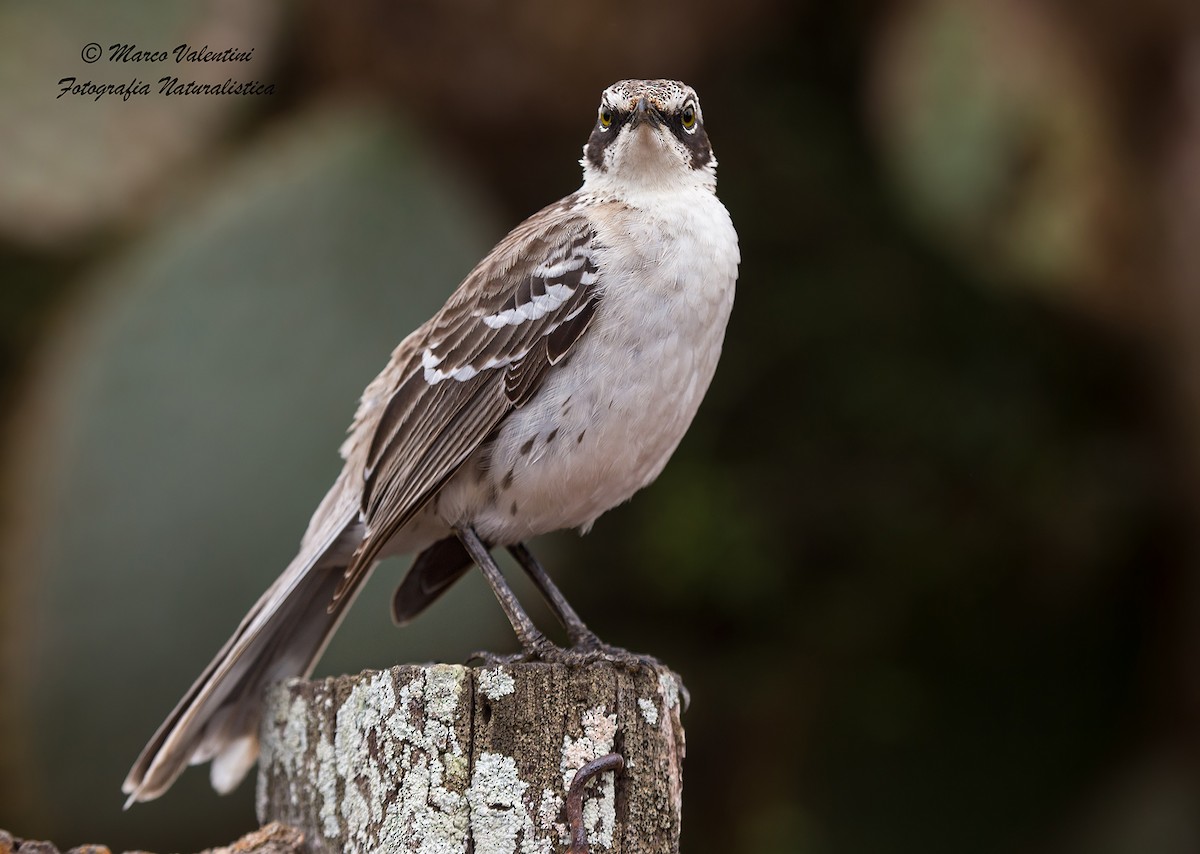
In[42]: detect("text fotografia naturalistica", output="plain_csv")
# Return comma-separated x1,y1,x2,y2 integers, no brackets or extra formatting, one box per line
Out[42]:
56,76,275,101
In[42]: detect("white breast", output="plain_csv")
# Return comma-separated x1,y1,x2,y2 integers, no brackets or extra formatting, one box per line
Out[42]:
438,188,739,544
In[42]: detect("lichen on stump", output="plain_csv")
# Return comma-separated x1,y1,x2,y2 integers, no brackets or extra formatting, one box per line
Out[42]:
256,662,686,854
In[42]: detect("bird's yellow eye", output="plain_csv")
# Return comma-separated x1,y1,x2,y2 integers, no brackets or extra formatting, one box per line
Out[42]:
681,104,697,130
600,108,613,128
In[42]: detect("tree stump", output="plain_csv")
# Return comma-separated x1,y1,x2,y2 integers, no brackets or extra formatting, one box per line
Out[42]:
256,662,686,854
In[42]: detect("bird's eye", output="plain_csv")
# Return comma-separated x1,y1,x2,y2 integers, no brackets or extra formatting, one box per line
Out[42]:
681,104,697,131
599,108,614,129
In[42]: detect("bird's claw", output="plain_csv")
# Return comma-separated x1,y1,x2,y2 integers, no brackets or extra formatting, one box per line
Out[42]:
467,638,665,671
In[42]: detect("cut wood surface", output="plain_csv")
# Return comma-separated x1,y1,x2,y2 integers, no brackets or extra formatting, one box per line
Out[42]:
256,662,686,854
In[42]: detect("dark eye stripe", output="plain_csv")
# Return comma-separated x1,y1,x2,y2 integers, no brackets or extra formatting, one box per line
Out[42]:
585,109,625,171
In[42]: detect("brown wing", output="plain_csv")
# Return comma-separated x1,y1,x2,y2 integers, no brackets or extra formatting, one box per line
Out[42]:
331,205,603,601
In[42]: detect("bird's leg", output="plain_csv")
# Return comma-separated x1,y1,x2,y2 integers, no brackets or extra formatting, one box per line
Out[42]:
507,542,603,649
507,541,661,668
455,526,556,660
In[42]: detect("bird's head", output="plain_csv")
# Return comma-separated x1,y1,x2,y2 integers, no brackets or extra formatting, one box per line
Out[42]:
581,79,717,198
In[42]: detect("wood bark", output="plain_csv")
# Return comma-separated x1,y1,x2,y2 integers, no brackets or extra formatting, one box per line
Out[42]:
0,823,304,854
256,662,686,854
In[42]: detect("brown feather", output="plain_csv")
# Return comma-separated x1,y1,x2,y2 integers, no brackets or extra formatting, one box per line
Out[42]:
333,205,603,603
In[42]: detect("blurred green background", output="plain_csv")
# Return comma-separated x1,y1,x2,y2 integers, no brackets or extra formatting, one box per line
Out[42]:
3,1,1200,852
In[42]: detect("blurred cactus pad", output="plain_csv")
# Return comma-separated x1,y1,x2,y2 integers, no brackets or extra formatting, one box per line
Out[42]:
0,104,508,850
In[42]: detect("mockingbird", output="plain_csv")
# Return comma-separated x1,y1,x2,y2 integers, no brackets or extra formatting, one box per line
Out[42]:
123,78,740,804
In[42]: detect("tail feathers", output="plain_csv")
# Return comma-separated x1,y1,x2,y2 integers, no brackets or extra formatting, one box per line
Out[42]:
211,733,259,795
123,522,367,805
390,535,473,626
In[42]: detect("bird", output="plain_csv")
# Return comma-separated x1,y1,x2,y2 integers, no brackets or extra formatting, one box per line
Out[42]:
122,78,740,805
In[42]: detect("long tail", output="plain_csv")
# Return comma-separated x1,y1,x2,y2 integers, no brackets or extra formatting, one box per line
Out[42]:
122,514,363,805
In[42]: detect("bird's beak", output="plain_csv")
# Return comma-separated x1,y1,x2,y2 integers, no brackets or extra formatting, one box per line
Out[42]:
628,95,663,129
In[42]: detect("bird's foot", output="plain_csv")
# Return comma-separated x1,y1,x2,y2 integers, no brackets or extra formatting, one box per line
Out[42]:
467,636,665,672
567,638,665,670
565,635,689,706
466,631,563,667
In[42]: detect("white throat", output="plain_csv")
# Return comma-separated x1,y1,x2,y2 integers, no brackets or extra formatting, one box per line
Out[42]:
580,127,718,204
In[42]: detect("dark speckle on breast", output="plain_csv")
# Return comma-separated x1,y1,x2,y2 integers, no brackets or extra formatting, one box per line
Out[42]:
546,428,559,444
501,468,514,490
510,500,519,517
519,436,535,456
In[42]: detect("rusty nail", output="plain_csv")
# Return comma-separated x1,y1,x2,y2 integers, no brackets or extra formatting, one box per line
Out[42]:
566,752,624,854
